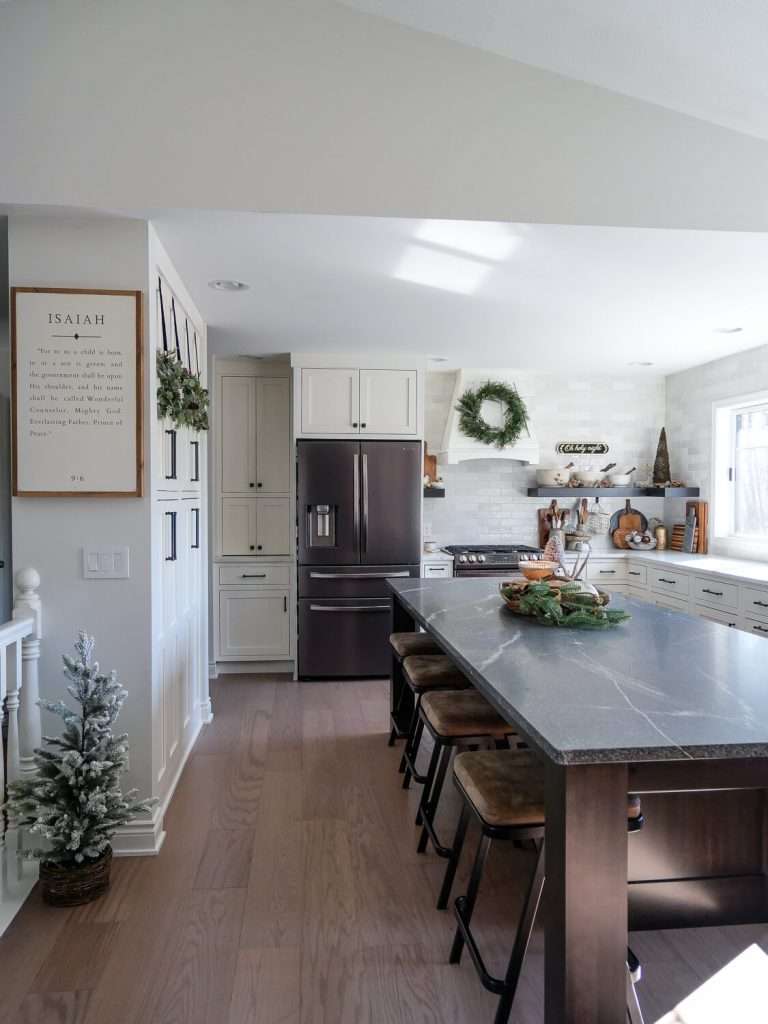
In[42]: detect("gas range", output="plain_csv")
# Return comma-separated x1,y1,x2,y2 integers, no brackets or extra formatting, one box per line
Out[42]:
443,545,544,576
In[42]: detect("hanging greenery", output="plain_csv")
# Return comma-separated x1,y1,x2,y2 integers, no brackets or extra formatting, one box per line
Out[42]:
501,581,631,630
456,380,528,449
156,350,209,431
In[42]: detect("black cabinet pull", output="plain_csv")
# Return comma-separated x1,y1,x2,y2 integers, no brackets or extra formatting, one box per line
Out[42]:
754,600,768,608
361,422,367,428
191,508,200,549
257,482,263,488
754,625,768,634
190,441,200,482
283,595,287,613
702,588,723,596
257,544,263,551
628,570,641,576
249,482,255,488
658,577,676,585
352,421,358,428
599,570,616,575
249,544,255,551
241,573,266,578
165,430,177,480
165,511,177,561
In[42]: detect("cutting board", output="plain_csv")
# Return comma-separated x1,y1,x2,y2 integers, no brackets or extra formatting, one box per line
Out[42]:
612,528,632,549
617,499,644,534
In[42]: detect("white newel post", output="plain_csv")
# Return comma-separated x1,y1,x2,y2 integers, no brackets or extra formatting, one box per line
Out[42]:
13,568,42,776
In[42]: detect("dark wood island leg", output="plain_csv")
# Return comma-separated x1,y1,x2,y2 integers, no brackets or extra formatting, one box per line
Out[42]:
545,760,629,1023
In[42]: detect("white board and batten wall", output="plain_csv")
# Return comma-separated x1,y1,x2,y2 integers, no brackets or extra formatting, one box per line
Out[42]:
211,357,295,671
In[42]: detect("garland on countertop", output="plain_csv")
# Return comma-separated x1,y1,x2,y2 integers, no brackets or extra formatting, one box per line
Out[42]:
156,350,209,431
456,380,528,449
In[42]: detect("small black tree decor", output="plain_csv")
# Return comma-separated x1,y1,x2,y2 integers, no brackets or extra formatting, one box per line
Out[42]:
4,632,155,906
456,380,529,449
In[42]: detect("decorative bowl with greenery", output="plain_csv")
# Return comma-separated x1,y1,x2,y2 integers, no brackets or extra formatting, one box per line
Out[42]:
4,632,156,906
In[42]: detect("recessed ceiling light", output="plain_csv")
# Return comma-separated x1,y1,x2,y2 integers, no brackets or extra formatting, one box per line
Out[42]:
714,327,743,334
628,361,654,367
208,279,249,292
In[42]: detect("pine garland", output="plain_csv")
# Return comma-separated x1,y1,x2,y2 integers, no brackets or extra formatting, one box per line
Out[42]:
456,380,528,449
157,350,209,432
503,581,631,629
4,633,156,865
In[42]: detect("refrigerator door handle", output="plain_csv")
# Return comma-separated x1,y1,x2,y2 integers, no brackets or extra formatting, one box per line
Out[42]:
309,604,391,613
362,452,369,553
353,451,360,544
308,571,410,579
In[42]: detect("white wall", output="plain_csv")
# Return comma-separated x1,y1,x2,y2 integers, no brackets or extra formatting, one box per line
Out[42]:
9,213,154,801
0,217,11,621
2,0,768,230
424,370,666,549
665,344,768,560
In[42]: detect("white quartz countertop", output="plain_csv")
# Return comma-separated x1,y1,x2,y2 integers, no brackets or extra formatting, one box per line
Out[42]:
565,548,768,587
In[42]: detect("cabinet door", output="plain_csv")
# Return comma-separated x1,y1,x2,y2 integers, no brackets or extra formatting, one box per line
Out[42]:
256,498,291,555
221,498,257,555
359,369,417,435
301,368,359,434
218,589,291,658
220,376,256,493
256,378,291,494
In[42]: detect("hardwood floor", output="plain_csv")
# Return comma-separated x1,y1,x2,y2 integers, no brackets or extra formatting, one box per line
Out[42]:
1,675,767,1023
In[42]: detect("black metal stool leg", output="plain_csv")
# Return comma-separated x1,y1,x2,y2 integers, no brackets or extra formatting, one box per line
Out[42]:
398,696,420,774
438,802,470,910
450,831,492,964
402,717,425,789
415,738,442,828
493,839,546,1024
417,741,452,853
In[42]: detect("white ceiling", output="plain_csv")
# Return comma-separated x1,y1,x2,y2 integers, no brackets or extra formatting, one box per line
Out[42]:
340,0,768,141
152,210,768,374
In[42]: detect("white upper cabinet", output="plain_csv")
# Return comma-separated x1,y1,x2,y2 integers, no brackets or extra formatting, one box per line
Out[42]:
256,378,291,494
359,369,417,435
220,375,290,495
220,376,256,493
300,368,360,434
299,367,420,436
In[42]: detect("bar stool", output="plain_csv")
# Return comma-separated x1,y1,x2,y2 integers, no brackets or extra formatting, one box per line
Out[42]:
388,631,442,746
399,655,471,789
442,750,645,1024
415,690,521,861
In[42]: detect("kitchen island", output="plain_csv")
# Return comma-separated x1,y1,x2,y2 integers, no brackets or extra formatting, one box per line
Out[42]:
389,577,768,1023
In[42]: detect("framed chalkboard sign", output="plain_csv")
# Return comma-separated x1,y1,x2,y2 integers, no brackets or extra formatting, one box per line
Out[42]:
11,287,143,496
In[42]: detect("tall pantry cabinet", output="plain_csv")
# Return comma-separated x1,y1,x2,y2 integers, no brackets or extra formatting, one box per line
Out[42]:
212,358,294,667
153,273,209,801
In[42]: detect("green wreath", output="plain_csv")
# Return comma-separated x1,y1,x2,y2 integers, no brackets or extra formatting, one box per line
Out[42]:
456,380,528,449
157,351,209,432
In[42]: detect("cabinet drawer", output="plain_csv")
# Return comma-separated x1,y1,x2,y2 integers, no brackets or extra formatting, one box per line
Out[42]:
626,563,648,586
218,564,291,587
652,592,689,613
650,568,690,597
741,586,768,623
588,562,630,583
741,618,768,639
692,576,740,612
422,563,452,579
694,605,739,628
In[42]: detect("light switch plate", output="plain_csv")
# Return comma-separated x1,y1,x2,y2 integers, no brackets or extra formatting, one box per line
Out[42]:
82,546,130,580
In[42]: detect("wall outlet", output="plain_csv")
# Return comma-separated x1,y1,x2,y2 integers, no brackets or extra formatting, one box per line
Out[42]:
82,546,131,580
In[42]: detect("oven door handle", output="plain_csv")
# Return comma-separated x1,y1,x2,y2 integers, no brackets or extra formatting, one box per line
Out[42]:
309,604,391,612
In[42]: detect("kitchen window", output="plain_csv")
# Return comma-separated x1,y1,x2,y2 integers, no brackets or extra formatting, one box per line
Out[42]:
713,392,768,550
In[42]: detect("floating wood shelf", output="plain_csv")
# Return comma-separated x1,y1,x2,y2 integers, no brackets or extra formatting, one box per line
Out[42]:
424,487,446,498
527,486,700,498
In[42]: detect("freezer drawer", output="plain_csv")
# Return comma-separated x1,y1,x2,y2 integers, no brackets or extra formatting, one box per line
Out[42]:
298,563,419,598
299,598,393,678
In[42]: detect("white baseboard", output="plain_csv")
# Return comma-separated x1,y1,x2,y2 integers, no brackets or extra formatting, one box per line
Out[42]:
208,660,218,680
215,660,294,675
113,713,208,857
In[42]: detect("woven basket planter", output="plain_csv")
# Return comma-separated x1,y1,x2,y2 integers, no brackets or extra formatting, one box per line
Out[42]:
39,847,112,907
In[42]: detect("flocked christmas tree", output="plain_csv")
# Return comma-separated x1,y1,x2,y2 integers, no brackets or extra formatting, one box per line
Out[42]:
4,632,155,865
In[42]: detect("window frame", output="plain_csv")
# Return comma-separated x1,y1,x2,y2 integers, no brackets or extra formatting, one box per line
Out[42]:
712,390,768,552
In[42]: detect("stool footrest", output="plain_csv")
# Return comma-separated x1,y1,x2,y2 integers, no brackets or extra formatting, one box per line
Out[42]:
452,896,506,996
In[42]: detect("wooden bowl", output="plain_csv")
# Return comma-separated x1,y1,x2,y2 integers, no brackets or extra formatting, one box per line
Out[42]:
519,560,560,581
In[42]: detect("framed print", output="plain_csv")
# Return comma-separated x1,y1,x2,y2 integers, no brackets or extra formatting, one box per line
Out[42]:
11,287,143,496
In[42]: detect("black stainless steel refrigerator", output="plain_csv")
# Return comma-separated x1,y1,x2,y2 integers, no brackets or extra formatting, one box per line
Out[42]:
298,439,422,678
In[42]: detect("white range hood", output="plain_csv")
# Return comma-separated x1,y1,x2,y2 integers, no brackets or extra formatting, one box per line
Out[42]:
437,370,540,466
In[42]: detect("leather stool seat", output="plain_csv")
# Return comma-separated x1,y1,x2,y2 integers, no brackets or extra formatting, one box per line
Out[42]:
389,631,442,659
403,655,470,692
421,691,517,742
454,751,544,828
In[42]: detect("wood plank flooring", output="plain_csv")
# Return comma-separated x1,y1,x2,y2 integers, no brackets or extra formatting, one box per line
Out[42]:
1,675,767,1023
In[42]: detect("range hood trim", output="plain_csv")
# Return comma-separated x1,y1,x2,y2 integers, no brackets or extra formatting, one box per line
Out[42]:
436,370,540,466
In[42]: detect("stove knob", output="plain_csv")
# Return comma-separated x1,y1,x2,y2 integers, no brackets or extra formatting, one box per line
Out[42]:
477,554,486,563
468,554,477,563
519,554,529,562
458,554,468,563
